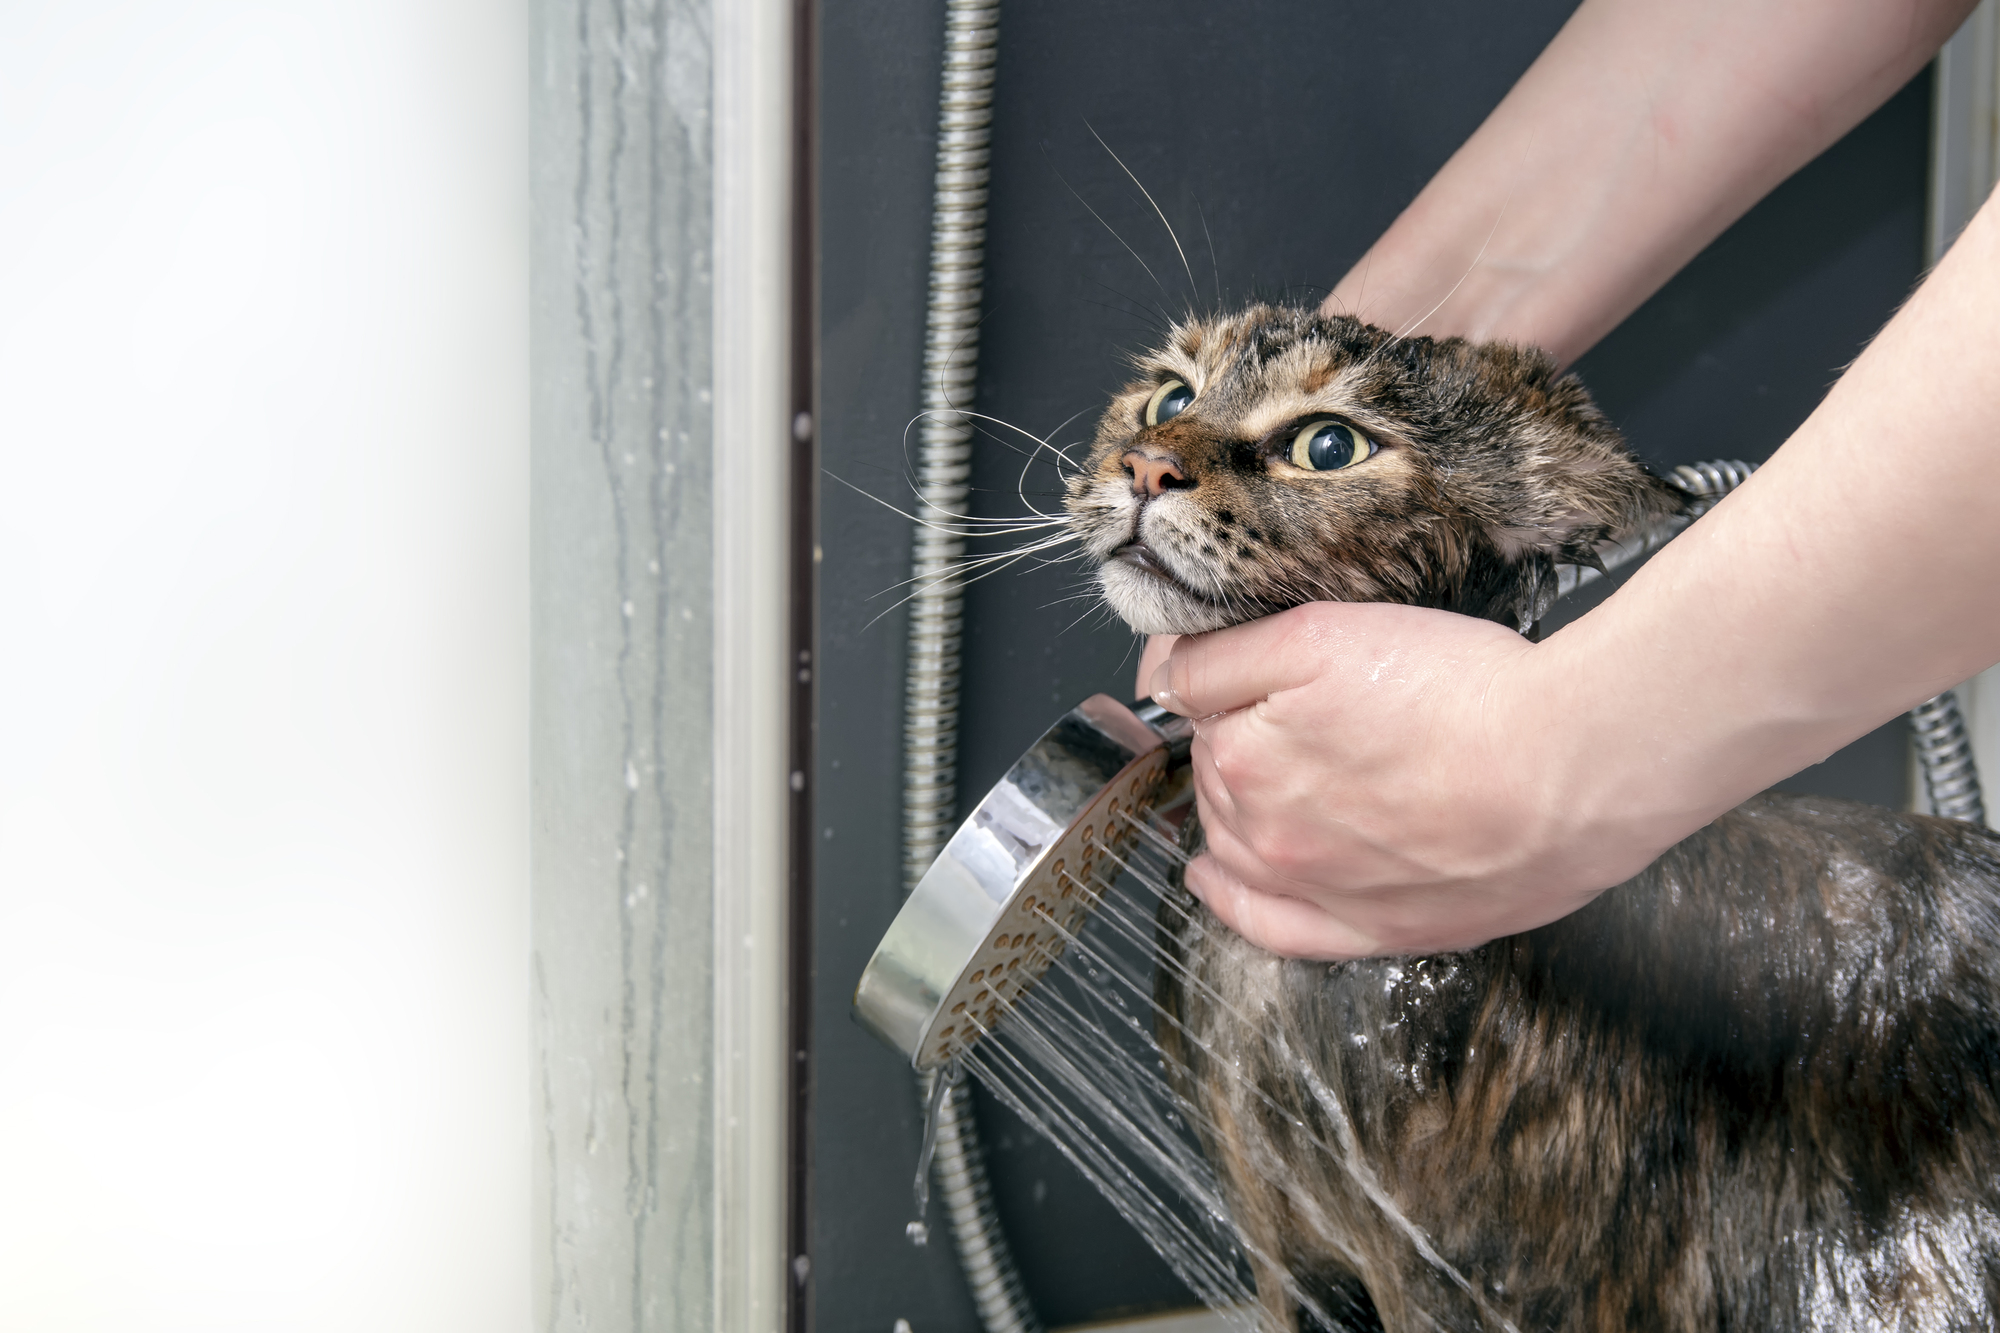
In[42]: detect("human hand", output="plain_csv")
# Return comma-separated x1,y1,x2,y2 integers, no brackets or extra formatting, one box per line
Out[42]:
1149,602,1667,958
1135,634,1177,699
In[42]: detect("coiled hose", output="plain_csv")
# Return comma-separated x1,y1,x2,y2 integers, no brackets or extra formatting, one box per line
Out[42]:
1661,461,1983,823
903,5,1041,1332
1665,459,1757,518
1912,689,1985,822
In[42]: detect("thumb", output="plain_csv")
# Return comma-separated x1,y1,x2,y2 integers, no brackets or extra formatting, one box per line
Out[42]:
1150,602,1432,717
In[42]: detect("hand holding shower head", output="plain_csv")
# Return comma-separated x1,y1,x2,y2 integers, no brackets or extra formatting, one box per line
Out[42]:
855,694,1194,1069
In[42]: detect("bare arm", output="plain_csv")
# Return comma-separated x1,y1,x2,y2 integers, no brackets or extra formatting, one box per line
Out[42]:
1324,0,1972,364
1538,192,2000,883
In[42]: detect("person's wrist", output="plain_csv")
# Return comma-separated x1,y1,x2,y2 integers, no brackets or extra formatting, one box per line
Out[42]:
1517,622,1713,895
1463,638,1610,888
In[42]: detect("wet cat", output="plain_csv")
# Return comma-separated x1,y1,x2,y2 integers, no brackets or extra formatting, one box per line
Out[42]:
1062,303,2000,1331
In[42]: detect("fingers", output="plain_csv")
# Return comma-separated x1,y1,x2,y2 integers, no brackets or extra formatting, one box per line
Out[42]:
1149,601,1443,719
1147,606,1328,717
1134,634,1177,700
1150,601,1560,958
1185,726,1242,830
1183,853,1380,960
1185,762,1377,958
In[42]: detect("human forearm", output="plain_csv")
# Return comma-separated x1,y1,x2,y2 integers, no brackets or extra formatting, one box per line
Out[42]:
1536,186,2000,857
1323,0,1971,364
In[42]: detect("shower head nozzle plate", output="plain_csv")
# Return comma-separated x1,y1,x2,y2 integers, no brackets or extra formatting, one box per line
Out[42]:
854,694,1193,1070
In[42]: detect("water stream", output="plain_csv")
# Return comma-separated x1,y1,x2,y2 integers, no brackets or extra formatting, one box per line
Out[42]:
924,807,1513,1332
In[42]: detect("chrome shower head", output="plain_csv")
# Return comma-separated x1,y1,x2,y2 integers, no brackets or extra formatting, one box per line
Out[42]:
854,694,1195,1070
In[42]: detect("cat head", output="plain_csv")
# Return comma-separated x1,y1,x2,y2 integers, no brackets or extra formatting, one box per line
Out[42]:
1063,304,1688,636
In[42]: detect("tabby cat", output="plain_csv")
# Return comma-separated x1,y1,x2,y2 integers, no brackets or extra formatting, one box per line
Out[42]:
1062,304,2000,1331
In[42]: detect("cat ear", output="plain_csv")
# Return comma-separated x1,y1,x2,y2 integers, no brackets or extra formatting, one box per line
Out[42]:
1511,450,1693,553
1569,469,1693,549
1480,507,1616,564
1451,341,1691,562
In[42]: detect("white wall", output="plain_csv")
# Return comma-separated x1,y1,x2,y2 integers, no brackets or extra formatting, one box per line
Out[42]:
0,3,528,1329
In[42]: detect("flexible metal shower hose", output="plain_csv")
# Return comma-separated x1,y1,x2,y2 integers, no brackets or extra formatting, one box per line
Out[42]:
1663,461,1984,824
904,4,1041,1332
1911,687,1985,822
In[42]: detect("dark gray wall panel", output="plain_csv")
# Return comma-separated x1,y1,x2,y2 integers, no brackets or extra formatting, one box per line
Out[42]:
817,1,1929,1326
815,2,983,1331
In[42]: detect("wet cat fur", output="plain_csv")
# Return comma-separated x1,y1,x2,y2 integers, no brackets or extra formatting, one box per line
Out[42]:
1065,303,1686,637
1063,304,2000,1331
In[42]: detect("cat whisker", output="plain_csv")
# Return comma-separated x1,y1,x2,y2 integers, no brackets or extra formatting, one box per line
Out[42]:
967,546,1093,582
1194,199,1221,312
823,469,1068,539
1037,585,1129,617
928,532,1081,576
1037,402,1102,454
1054,600,1117,638
1323,253,1371,322
944,536,1088,580
917,512,1068,533
838,456,1073,533
858,538,1080,632
908,400,1096,528
931,541,1084,594
881,531,1084,593
1008,403,1101,519
917,302,991,447
1045,150,1177,310
1369,162,1527,353
1086,280,1185,346
1388,197,1508,342
1087,122,1199,308
1114,629,1146,675
904,405,1087,490
903,312,1078,530
1077,293,1177,339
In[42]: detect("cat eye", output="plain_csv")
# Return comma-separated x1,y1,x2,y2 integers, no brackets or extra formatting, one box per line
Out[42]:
1288,418,1375,472
1144,379,1195,427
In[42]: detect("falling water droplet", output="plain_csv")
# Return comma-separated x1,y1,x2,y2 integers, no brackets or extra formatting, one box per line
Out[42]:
910,1058,959,1228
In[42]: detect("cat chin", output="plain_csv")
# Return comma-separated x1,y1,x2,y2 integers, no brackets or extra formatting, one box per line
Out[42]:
1097,565,1237,636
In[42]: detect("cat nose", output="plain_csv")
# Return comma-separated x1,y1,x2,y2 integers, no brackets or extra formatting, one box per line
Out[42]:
1122,450,1193,498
